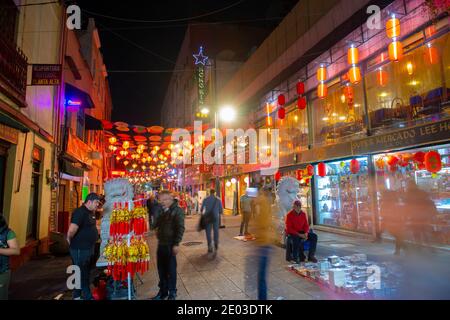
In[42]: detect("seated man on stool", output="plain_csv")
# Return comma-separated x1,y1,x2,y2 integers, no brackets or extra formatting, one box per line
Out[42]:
285,200,318,263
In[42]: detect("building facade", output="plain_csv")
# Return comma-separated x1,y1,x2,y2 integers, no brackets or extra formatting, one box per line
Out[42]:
218,0,450,246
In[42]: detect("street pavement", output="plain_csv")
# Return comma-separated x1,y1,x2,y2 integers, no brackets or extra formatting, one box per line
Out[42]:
8,214,450,300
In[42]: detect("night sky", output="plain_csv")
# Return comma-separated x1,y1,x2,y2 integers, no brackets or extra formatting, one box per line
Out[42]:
76,0,299,126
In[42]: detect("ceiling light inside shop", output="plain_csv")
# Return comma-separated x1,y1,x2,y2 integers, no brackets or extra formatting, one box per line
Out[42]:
409,80,419,86
322,117,329,121
379,92,389,97
354,104,361,107
339,116,346,121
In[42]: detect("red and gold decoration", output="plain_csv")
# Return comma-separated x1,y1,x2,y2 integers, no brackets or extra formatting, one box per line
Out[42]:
350,159,360,174
424,150,442,173
317,162,327,177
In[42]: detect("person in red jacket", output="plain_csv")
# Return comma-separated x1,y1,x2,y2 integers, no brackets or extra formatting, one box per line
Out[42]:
285,200,318,263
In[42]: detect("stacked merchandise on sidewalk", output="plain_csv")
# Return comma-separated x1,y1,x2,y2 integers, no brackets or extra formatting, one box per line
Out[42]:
288,253,402,299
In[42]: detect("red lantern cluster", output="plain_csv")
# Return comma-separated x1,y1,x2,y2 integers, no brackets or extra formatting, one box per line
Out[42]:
296,170,303,181
277,94,286,120
297,81,307,110
306,164,314,176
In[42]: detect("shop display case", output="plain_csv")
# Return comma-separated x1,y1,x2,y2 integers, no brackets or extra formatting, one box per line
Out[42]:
315,157,373,233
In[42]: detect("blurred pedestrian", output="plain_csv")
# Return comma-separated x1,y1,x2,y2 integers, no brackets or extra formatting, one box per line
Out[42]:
0,214,19,300
239,190,253,236
380,190,406,255
151,191,185,300
254,187,276,300
67,193,101,300
201,189,223,258
147,194,163,229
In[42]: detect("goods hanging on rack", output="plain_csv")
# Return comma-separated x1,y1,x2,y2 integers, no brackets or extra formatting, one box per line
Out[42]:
104,200,150,283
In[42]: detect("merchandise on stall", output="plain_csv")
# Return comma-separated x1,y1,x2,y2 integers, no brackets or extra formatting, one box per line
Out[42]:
315,157,372,233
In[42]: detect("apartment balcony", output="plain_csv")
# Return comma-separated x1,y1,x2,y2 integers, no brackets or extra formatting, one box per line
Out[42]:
0,36,28,107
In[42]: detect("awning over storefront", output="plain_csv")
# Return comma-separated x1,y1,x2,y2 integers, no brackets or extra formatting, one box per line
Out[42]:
65,83,94,109
85,114,103,130
61,158,84,177
0,110,29,133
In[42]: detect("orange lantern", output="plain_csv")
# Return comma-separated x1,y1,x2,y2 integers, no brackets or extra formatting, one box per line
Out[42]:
350,159,360,174
347,46,359,65
348,66,361,84
425,25,436,38
375,157,385,170
377,68,388,87
424,151,442,173
386,16,400,39
425,44,439,65
387,155,399,166
297,97,307,110
317,66,327,82
389,41,403,62
317,83,327,99
317,162,327,177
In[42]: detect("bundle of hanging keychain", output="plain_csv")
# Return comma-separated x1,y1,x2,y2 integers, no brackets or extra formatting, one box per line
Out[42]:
103,199,151,282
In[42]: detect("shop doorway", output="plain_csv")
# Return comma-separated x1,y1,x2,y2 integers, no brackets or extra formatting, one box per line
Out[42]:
27,147,42,240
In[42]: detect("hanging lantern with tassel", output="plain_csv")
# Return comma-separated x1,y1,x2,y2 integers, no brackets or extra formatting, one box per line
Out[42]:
424,150,442,174
296,82,305,95
297,97,307,110
350,159,360,174
278,107,286,120
277,94,286,106
317,162,327,177
306,164,314,176
347,45,361,84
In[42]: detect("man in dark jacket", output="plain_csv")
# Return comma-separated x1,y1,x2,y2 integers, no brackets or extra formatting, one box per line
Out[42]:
201,189,223,257
151,190,185,300
67,193,101,300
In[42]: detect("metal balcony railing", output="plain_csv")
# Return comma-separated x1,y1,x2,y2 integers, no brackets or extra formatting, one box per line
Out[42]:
0,35,28,99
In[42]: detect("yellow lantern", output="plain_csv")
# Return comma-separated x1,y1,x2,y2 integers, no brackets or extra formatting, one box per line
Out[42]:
386,16,400,39
406,61,414,75
388,41,403,62
317,65,327,82
348,66,361,84
154,146,160,151
132,163,138,169
108,137,117,145
123,160,129,166
116,156,121,161
164,150,171,156
122,141,130,150
153,157,158,162
141,158,147,163
142,165,147,170
136,148,143,154
317,83,327,99
347,46,359,65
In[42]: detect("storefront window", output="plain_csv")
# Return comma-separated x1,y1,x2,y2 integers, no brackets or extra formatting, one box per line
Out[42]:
314,157,372,233
312,79,366,146
373,144,450,246
366,32,450,134
276,106,309,157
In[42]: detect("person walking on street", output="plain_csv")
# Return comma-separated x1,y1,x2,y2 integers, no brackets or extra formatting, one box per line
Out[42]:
239,190,253,236
147,194,163,229
201,189,223,258
67,193,101,300
151,191,185,300
0,214,19,300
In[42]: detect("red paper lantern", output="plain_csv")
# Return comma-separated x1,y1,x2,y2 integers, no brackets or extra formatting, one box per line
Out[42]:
317,162,327,177
275,171,281,182
414,151,425,163
304,178,310,185
277,94,286,106
389,165,397,173
350,159,360,174
296,170,303,180
344,86,354,99
297,97,307,110
306,164,314,176
424,151,442,173
417,162,426,170
278,107,286,119
296,82,305,95
387,155,399,166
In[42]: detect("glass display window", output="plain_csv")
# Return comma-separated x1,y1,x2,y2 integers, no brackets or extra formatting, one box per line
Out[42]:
373,144,450,246
365,31,450,134
311,78,366,146
314,157,372,233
